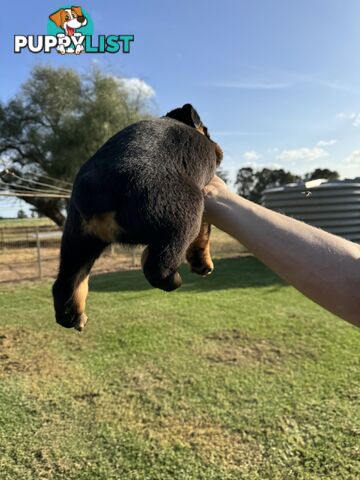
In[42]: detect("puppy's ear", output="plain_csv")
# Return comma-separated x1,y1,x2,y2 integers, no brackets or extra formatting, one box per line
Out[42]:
71,6,83,16
49,9,65,27
166,103,203,129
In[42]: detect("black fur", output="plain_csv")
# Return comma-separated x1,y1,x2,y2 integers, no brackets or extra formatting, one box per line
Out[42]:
53,104,222,329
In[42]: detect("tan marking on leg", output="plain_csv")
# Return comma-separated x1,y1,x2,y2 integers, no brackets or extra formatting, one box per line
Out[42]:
141,246,149,269
72,270,89,331
73,271,89,314
186,222,214,275
82,211,121,243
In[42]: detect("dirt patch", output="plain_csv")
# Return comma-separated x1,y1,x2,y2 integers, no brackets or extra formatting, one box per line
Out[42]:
0,327,71,378
206,328,253,343
74,392,101,404
125,364,171,391
150,415,262,471
204,328,284,366
93,363,262,471
204,328,319,366
0,329,26,348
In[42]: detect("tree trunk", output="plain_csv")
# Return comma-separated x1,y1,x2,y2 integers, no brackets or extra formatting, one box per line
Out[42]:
19,196,66,227
40,205,66,227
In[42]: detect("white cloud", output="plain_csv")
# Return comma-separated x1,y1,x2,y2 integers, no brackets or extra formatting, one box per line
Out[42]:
268,162,282,169
345,150,360,165
316,139,337,147
243,161,282,171
276,146,328,162
351,116,360,127
206,74,357,93
243,150,261,162
116,77,155,99
337,112,360,127
242,161,258,169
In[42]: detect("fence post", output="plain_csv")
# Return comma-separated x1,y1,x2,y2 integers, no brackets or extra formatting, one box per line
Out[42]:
36,227,42,280
132,247,136,267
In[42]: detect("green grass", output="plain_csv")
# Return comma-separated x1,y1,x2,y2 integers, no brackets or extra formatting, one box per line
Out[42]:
0,217,55,227
0,257,359,479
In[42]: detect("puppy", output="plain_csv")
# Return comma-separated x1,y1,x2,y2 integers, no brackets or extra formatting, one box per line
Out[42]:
49,6,87,54
52,104,223,331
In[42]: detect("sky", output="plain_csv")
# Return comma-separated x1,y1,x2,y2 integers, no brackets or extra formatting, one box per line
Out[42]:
1,0,360,216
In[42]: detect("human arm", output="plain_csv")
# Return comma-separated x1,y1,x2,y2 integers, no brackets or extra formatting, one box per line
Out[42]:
204,176,360,327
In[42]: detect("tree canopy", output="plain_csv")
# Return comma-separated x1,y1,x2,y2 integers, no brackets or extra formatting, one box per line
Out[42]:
0,66,153,225
235,166,339,203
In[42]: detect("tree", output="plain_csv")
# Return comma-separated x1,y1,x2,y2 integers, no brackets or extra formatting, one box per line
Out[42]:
0,66,153,226
303,168,339,182
17,209,27,219
216,167,230,184
235,167,301,203
235,167,256,198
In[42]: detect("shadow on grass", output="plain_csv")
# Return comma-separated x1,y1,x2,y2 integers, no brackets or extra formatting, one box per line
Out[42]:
90,256,285,293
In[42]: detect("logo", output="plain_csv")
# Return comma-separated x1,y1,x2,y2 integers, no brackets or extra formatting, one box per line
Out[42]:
14,5,134,55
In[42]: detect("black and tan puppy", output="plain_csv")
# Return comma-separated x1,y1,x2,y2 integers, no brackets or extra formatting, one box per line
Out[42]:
52,104,223,330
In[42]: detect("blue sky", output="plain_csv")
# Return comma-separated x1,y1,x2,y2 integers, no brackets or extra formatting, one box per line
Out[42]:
1,0,360,216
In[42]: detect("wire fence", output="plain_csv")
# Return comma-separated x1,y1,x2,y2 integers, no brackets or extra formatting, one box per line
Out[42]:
0,224,248,284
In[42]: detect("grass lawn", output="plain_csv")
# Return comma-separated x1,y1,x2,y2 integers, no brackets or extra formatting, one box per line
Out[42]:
0,257,359,479
0,218,55,228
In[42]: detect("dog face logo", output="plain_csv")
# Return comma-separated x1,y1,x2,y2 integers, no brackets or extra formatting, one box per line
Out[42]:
50,6,87,35
49,6,88,54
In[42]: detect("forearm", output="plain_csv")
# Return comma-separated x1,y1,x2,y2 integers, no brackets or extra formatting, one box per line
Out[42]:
206,190,360,327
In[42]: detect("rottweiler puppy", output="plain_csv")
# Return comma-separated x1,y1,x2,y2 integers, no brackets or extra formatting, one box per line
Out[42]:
52,104,223,331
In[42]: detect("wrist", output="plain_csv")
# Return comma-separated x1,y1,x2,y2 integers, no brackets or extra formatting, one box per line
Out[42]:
204,189,240,227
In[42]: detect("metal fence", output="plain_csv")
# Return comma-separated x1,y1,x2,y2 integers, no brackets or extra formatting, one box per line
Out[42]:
0,224,247,283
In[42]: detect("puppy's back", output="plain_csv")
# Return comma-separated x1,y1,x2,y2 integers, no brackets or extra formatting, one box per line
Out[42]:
73,118,217,214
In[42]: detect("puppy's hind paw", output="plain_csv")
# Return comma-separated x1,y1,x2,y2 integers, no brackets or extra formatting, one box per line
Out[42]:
187,253,214,277
191,264,214,276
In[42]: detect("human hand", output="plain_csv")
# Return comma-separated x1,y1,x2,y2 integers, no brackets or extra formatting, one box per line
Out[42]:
203,175,229,199
204,175,230,203
203,175,231,224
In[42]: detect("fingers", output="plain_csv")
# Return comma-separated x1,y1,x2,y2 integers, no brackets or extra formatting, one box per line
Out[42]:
203,175,231,225
203,175,228,197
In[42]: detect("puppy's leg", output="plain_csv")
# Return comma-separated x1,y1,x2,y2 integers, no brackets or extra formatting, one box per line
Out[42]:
52,210,108,331
186,221,214,276
142,180,205,291
142,219,203,292
141,240,184,292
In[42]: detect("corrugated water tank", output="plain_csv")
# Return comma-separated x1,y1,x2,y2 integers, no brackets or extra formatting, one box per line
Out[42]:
261,179,360,242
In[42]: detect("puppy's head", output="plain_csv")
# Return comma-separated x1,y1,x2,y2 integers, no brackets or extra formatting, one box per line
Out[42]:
166,104,208,136
166,104,223,164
